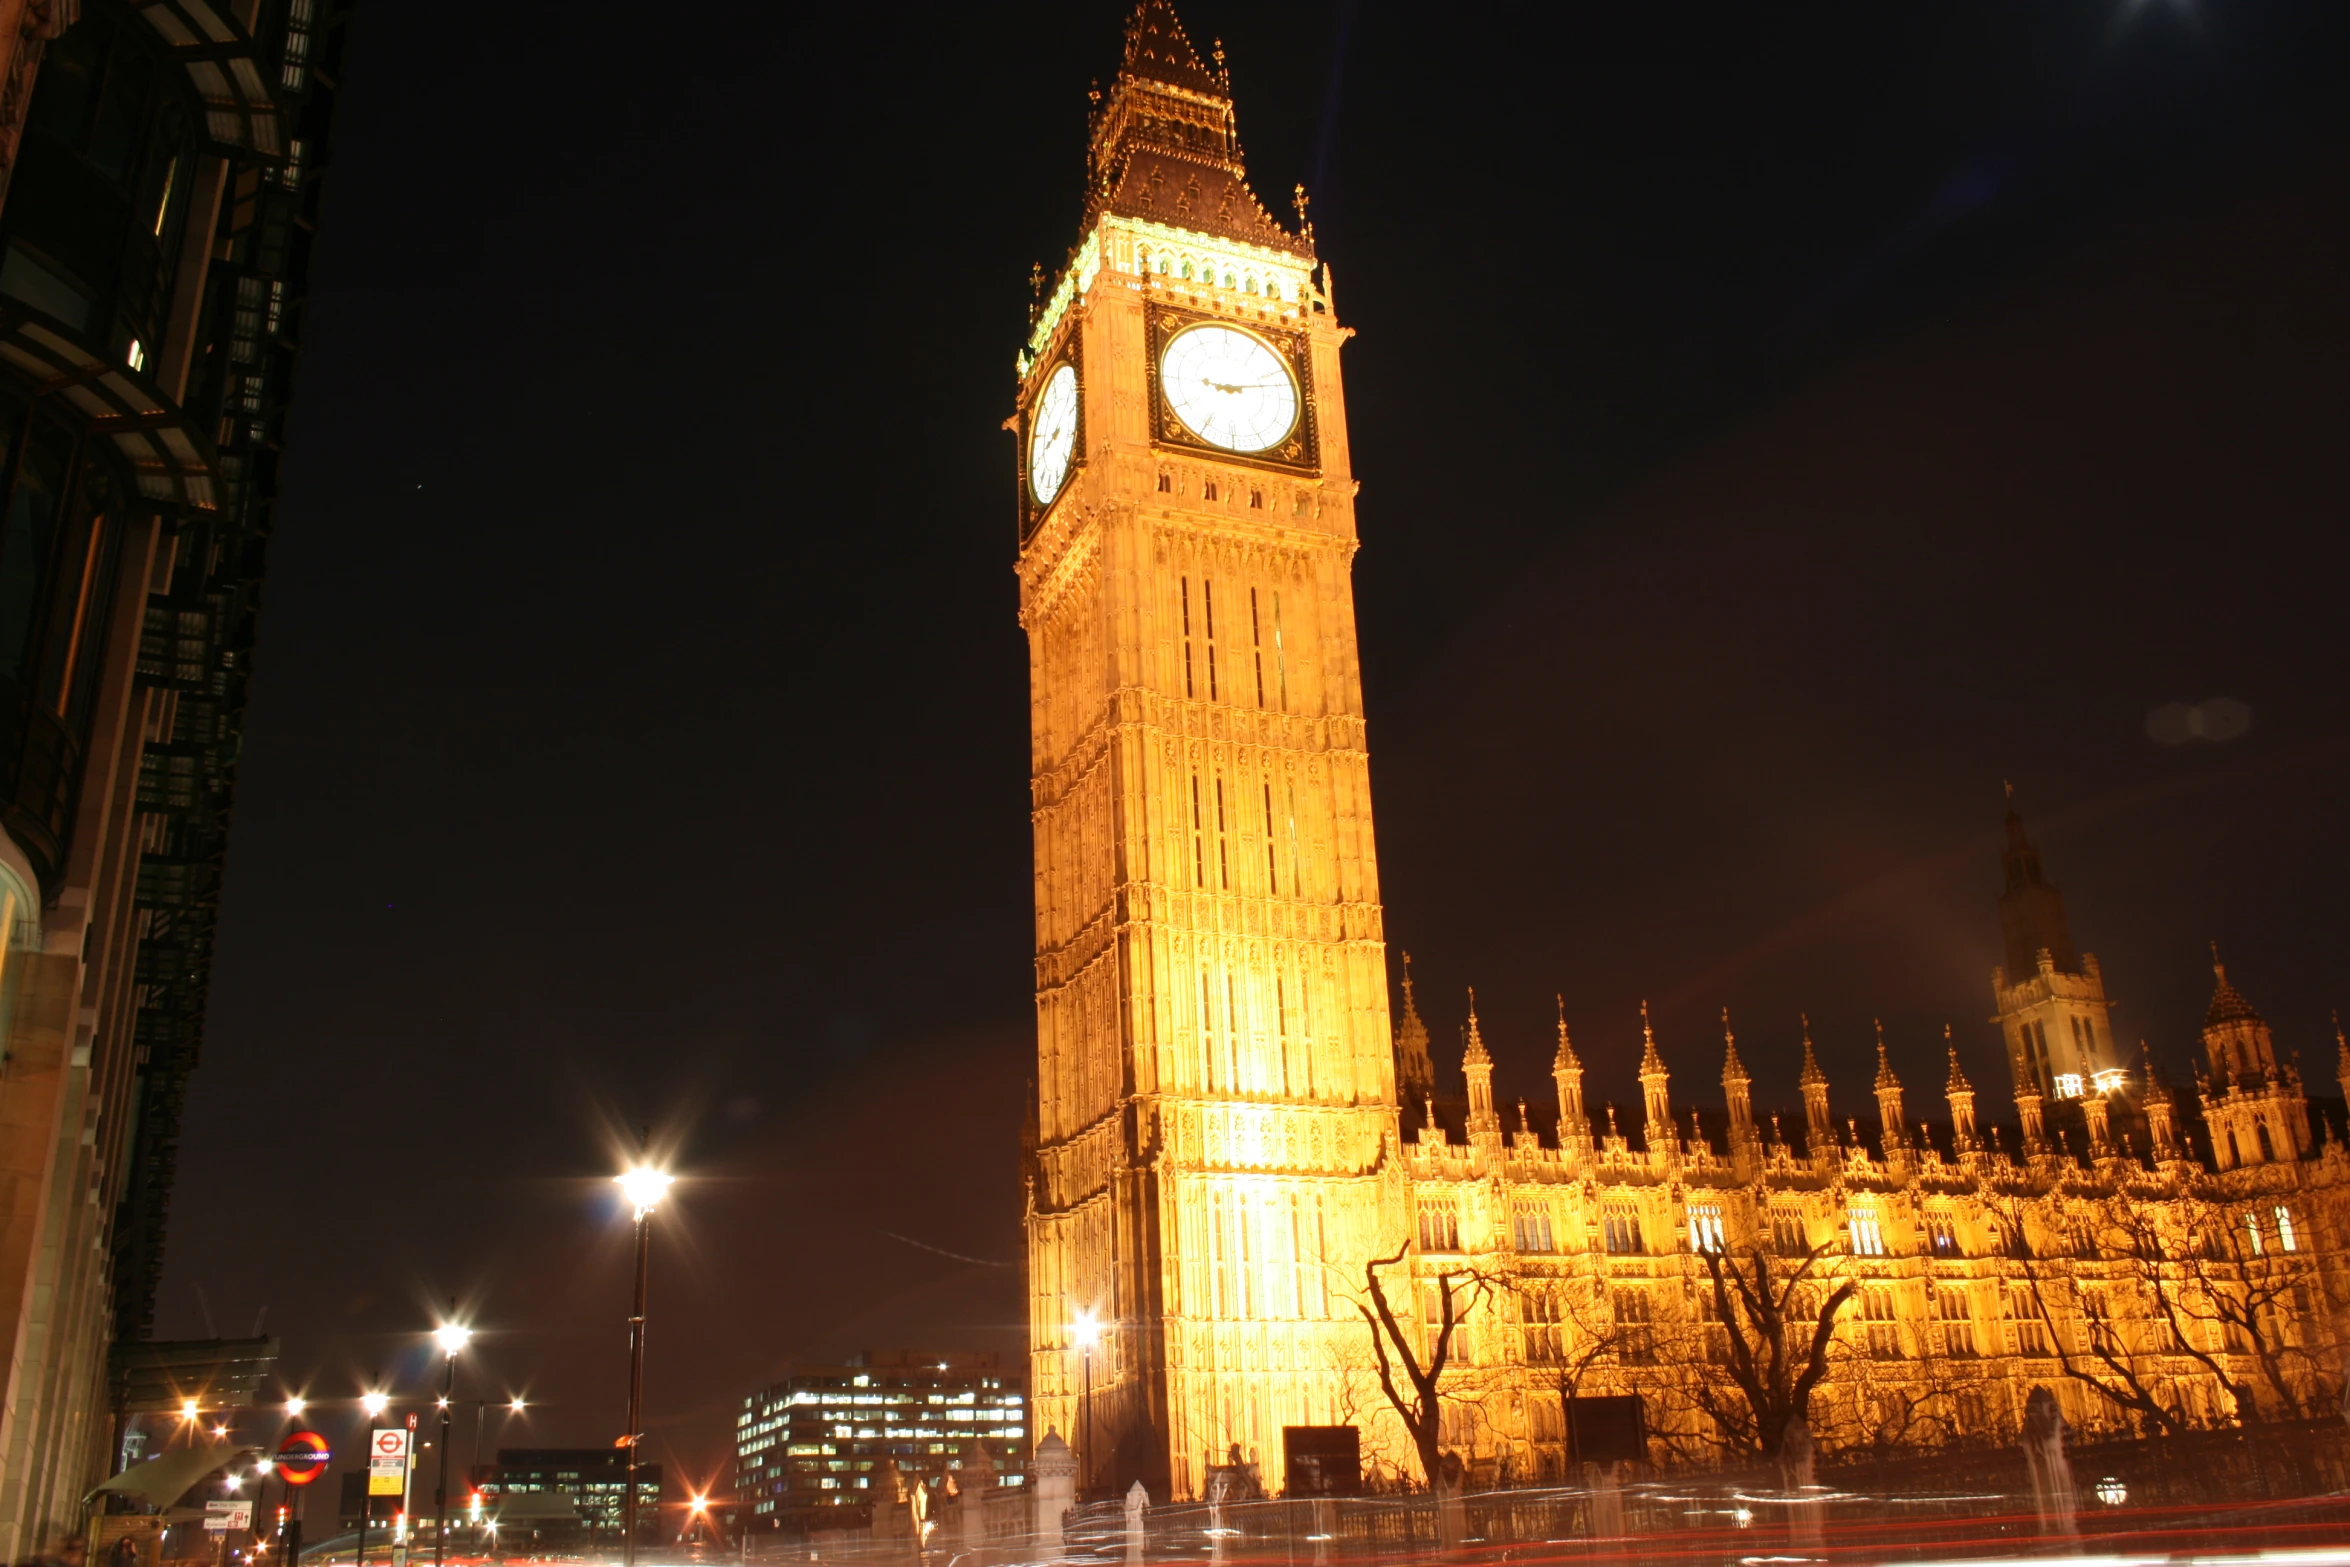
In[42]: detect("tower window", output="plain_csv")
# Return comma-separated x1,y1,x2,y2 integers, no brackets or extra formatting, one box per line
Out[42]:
1687,1202,1725,1254
1248,489,1263,509
1285,782,1301,895
1157,471,1172,493
2277,1206,2299,1252
1213,776,1230,890
1262,783,1278,893
1848,1205,1887,1257
1201,969,1217,1091
1180,577,1195,698
1189,774,1205,888
1202,579,1219,699
1271,592,1288,710
1249,588,1266,706
1203,479,1218,502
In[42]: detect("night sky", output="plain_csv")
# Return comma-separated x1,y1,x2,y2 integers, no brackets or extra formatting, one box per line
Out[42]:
149,0,2350,1513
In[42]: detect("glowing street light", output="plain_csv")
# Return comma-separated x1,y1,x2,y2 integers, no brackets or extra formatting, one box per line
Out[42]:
508,1398,527,1414
1072,1310,1103,1496
616,1166,672,1220
284,1398,306,1418
181,1399,200,1422
360,1392,389,1418
614,1159,673,1567
431,1317,472,1567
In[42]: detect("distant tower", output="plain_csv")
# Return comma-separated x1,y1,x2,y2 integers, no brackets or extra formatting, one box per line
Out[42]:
2196,954,2310,1170
1395,955,1435,1110
1991,795,2120,1109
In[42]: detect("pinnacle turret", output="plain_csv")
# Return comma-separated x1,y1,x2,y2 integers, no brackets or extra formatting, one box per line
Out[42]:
1394,953,1435,1110
1719,1007,1749,1086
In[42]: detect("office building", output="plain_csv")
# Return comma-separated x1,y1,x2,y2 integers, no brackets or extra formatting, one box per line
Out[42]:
476,1449,662,1544
736,1352,1026,1530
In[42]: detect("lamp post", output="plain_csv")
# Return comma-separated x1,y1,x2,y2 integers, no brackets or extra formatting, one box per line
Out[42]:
615,1163,672,1567
1071,1311,1101,1499
357,1392,389,1567
431,1321,471,1567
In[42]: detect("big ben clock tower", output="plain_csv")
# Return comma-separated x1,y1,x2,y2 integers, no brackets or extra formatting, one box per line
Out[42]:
1015,0,1406,1501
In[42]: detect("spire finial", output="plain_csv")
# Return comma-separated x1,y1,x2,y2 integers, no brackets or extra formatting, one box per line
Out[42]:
2211,938,2225,979
2004,779,2014,802
1518,1098,1530,1135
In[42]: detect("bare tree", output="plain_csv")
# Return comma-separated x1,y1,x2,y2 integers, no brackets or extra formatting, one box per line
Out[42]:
1996,1194,2199,1436
1356,1240,1495,1497
1691,1243,1859,1460
2168,1193,2336,1418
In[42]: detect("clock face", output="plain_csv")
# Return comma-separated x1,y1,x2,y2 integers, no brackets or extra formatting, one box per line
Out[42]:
1159,324,1298,453
1028,363,1079,507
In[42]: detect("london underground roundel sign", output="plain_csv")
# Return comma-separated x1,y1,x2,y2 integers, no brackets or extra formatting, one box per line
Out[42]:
276,1430,331,1486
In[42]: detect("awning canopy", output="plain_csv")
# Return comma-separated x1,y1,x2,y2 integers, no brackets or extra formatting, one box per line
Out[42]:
0,307,218,513
87,1443,261,1510
126,0,287,160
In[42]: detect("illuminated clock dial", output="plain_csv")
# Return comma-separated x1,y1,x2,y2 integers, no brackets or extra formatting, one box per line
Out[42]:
1027,364,1079,507
1159,324,1298,453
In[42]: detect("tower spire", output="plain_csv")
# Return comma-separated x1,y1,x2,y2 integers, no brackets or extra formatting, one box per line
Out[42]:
1638,1001,1674,1158
1463,987,1499,1142
1798,1015,1835,1159
1721,1007,1759,1173
1394,953,1434,1110
1997,789,2080,980
1552,994,1591,1157
1944,1026,1980,1152
1872,1020,1908,1156
1082,0,1308,256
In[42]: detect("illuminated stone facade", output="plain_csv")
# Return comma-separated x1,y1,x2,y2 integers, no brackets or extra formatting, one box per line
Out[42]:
1389,835,2350,1481
1015,1,1405,1502
1018,2,2350,1500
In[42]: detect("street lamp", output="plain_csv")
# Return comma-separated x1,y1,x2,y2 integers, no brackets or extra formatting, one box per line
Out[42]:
1072,1310,1101,1497
615,1163,672,1567
431,1321,471,1567
357,1393,389,1567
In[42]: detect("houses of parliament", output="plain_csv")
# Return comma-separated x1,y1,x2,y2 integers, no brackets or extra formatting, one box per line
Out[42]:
1014,0,2349,1501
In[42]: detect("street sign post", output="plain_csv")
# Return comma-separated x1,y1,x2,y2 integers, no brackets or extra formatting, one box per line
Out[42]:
275,1431,330,1487
204,1501,253,1534
368,1428,410,1497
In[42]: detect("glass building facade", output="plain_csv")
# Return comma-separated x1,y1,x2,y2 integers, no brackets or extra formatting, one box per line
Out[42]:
476,1449,664,1544
736,1352,1027,1531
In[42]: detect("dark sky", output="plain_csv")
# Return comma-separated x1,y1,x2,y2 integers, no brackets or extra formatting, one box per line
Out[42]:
152,0,2350,1513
